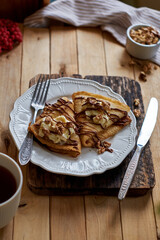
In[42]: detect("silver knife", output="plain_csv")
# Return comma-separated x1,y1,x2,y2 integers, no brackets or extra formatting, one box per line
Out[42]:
118,97,158,200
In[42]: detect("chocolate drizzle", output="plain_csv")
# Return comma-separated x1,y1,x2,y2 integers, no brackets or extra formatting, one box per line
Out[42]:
33,95,131,154
75,97,128,127
38,98,78,145
74,96,131,153
45,98,75,123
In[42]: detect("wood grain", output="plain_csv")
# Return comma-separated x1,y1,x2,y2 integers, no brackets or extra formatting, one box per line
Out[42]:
27,74,154,196
21,28,50,93
121,193,157,240
0,221,13,240
134,60,160,238
50,26,86,240
0,36,22,239
13,27,50,240
77,28,122,240
50,196,86,240
50,26,78,76
1,25,158,240
77,28,106,76
103,32,134,78
103,33,157,240
85,196,122,240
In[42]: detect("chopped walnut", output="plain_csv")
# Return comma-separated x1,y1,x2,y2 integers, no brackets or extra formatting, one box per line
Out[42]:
134,98,140,106
56,122,65,135
98,146,106,154
83,97,110,110
133,109,141,118
142,62,152,74
154,65,158,70
128,59,158,82
66,122,74,128
94,114,103,120
97,140,113,154
139,71,147,81
45,116,52,123
130,26,160,45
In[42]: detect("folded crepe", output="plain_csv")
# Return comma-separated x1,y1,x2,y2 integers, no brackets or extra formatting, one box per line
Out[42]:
72,91,131,153
28,97,81,157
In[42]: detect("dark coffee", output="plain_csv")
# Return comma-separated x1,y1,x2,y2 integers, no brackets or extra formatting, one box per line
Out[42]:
0,166,17,204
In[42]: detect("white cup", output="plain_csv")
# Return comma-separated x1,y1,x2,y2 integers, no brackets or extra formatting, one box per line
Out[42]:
0,153,23,228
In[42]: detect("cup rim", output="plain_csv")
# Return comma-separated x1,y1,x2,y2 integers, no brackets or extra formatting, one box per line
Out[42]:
127,24,160,47
0,153,23,207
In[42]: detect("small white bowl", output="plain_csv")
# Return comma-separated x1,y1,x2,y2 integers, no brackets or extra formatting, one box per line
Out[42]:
126,24,160,59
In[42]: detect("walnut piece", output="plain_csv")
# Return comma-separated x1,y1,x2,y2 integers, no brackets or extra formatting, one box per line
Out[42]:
128,59,158,82
134,98,140,106
142,62,152,74
96,140,113,154
94,114,103,120
139,71,147,81
133,109,141,118
154,65,158,70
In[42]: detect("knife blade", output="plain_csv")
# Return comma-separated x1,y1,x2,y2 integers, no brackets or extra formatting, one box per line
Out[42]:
118,97,158,200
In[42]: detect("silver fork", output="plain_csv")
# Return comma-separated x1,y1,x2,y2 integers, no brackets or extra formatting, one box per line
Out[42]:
19,76,51,165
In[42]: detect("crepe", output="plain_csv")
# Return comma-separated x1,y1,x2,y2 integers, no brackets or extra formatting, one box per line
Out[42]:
72,91,131,153
28,97,81,157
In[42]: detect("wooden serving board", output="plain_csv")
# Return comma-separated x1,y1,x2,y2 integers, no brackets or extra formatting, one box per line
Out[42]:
26,74,155,196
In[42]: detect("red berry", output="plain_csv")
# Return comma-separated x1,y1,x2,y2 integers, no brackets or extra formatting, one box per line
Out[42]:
0,18,22,53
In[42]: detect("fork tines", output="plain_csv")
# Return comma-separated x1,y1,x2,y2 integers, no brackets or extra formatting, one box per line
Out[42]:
31,76,50,105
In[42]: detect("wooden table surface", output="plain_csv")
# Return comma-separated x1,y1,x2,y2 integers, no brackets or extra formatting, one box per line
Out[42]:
0,25,160,240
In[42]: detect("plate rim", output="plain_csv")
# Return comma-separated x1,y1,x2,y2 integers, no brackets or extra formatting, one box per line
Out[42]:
9,77,137,176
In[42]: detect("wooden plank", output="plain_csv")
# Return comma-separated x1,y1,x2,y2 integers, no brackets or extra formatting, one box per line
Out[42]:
21,28,50,93
0,32,22,239
50,196,86,240
134,61,160,238
85,196,122,240
121,193,157,240
50,26,86,240
77,28,106,77
50,26,78,76
77,27,122,240
151,67,160,238
103,32,134,78
103,32,157,239
0,221,13,240
13,27,50,240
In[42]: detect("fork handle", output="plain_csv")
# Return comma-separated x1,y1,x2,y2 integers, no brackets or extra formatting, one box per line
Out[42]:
19,109,38,165
19,131,33,165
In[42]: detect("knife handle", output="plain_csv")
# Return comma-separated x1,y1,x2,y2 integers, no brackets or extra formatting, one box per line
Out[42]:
118,145,142,200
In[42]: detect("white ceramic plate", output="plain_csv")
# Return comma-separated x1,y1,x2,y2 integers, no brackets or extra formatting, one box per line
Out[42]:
9,77,137,176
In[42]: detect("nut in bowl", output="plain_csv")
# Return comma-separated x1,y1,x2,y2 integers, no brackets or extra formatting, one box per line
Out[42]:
126,24,160,60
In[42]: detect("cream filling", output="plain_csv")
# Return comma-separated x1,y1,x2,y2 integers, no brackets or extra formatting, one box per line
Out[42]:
38,116,75,143
48,129,70,143
85,110,109,128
